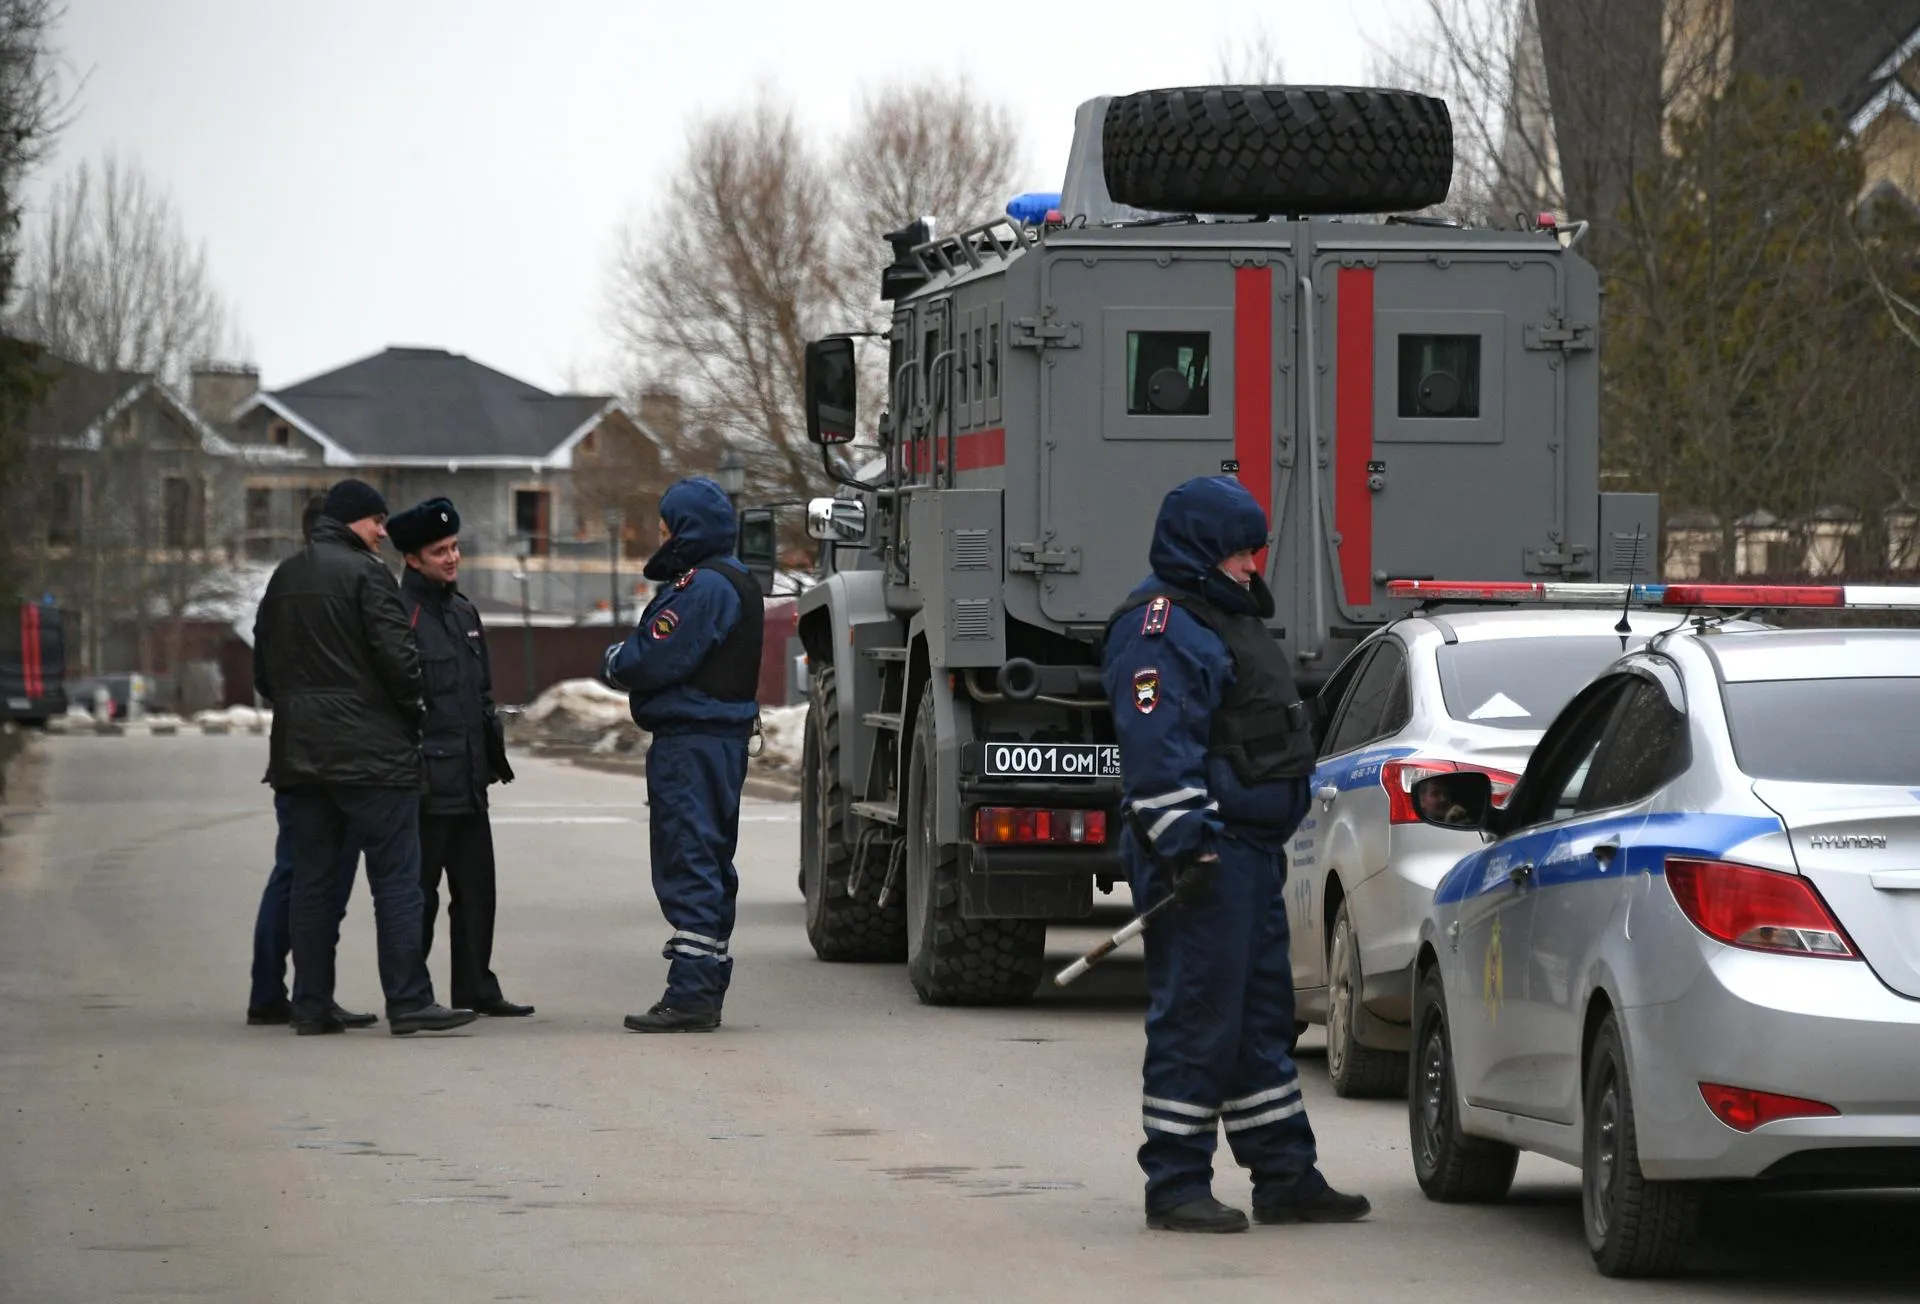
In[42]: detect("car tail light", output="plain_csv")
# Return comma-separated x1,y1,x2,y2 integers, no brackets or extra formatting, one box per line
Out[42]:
1665,857,1855,958
1699,1082,1839,1132
973,807,1109,846
1380,759,1520,824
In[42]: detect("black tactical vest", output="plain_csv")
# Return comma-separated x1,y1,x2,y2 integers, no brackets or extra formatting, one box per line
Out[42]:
1109,584,1317,784
686,563,766,703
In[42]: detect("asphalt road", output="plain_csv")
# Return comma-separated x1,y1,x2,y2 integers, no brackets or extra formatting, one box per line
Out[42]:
2,733,1915,1303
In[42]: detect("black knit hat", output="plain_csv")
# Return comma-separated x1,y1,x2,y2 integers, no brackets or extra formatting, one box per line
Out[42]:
321,478,389,524
387,497,461,554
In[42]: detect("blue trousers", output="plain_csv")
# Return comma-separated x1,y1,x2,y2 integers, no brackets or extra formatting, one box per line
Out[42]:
1130,831,1323,1213
249,790,362,1011
283,785,435,1022
645,730,748,1012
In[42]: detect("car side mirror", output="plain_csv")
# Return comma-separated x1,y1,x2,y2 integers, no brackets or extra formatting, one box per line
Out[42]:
806,496,868,545
1409,772,1495,832
736,506,777,596
804,337,858,445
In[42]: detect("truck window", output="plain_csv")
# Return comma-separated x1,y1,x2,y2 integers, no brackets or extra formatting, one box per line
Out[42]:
1397,334,1480,418
1126,331,1210,415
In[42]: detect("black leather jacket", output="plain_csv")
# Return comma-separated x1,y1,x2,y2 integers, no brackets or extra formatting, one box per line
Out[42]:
253,517,424,790
401,566,510,813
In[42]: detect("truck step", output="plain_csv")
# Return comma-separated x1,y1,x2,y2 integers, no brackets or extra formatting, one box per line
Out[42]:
866,647,910,662
850,800,901,825
862,711,904,732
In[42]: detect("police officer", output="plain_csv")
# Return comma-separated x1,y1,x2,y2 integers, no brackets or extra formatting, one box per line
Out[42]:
1101,476,1370,1233
604,477,763,1033
387,497,532,1020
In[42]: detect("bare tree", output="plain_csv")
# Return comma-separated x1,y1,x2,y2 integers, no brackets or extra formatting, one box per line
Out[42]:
13,152,238,386
1215,21,1287,83
610,80,1027,508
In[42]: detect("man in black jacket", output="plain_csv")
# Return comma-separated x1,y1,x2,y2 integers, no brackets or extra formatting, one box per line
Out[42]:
387,497,531,1020
252,478,474,1037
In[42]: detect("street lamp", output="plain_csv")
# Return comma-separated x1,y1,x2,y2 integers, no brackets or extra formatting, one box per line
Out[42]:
716,448,745,507
604,506,622,627
513,536,535,705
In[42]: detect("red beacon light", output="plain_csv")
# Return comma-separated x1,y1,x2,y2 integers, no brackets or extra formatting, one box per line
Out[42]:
1386,579,1920,610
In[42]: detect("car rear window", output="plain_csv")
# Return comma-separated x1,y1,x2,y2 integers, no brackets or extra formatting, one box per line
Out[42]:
1724,677,1920,784
1437,636,1639,731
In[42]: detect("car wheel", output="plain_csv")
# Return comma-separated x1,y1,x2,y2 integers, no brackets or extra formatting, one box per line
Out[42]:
1582,1013,1701,1277
1410,964,1519,1202
1327,901,1410,1098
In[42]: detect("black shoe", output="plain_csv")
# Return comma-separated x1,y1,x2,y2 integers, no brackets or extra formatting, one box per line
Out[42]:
332,1004,378,1029
623,1003,720,1033
472,999,535,1018
291,1015,345,1036
247,1000,292,1026
1147,1196,1250,1233
1252,1186,1372,1225
388,1004,478,1036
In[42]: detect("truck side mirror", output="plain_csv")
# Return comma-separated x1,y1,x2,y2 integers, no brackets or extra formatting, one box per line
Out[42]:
805,337,858,445
806,496,868,544
737,506,777,596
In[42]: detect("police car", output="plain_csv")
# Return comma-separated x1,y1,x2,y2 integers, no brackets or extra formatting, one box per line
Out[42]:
1399,581,1920,1278
1289,604,1708,1098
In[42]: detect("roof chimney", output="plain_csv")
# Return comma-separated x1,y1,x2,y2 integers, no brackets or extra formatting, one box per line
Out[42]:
190,363,260,429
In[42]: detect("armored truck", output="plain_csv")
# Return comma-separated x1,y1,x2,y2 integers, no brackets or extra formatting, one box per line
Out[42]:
789,86,1656,1005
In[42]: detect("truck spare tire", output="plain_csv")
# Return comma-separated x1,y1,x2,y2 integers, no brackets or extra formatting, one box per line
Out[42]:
1102,86,1454,216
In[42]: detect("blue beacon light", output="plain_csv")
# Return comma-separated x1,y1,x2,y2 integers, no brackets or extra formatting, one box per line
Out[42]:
1005,192,1064,225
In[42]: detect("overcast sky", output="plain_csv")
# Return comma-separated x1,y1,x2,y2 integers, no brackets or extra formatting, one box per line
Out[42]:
29,0,1423,396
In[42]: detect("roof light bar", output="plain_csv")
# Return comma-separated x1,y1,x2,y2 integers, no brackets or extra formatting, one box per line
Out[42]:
1387,580,1920,610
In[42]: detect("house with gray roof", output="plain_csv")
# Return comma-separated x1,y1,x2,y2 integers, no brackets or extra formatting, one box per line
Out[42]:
224,346,669,616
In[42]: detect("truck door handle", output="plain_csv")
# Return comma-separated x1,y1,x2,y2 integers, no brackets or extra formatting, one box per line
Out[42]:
1509,863,1534,885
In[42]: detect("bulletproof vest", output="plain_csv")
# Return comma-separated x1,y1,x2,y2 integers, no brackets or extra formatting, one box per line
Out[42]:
686,562,765,704
1111,584,1317,784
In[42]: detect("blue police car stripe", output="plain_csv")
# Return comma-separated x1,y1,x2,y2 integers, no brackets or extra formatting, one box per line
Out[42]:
1432,811,1783,906
1311,745,1419,794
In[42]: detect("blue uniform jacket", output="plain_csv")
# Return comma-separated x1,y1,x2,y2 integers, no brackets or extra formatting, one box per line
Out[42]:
604,478,760,735
1102,477,1308,864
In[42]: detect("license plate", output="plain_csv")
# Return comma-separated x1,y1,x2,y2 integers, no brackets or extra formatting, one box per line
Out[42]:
976,742,1121,780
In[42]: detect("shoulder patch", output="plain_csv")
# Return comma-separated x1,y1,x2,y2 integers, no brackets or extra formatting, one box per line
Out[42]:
649,609,680,640
1141,596,1172,637
1132,668,1161,714
674,569,698,591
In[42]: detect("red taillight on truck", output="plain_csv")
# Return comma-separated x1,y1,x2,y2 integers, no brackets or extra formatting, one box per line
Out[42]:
1380,759,1520,824
1665,857,1856,959
973,807,1109,846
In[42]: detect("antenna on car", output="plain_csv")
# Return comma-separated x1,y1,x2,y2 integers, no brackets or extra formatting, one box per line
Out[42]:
1615,526,1646,649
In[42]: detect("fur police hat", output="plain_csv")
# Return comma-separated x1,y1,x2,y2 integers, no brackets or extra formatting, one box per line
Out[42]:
386,497,461,554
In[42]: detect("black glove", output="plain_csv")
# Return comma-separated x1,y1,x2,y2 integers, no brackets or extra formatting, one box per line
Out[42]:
1171,854,1218,907
485,712,516,784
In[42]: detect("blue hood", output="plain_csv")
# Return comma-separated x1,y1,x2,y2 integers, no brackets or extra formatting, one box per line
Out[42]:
644,477,738,581
1149,477,1268,586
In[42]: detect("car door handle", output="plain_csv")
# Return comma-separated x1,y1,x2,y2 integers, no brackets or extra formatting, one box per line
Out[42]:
1508,863,1534,885
1315,785,1339,805
1592,840,1620,867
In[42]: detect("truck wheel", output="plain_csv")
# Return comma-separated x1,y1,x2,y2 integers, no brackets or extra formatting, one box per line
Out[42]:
802,665,906,962
1102,86,1453,216
1583,1013,1701,1277
904,686,1045,1005
1410,965,1518,1203
1326,902,1409,1099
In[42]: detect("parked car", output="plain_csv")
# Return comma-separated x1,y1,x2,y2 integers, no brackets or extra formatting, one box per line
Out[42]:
1,601,67,726
1286,607,1739,1097
1406,594,1920,1277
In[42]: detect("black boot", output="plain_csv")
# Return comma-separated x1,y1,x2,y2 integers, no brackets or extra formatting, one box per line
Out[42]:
332,1003,378,1029
472,999,535,1017
1253,1186,1372,1225
247,999,292,1026
389,1004,478,1036
1146,1196,1250,1233
291,1013,345,1036
623,1003,720,1033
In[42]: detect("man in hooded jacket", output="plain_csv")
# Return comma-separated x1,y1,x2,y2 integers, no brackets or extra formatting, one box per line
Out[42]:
604,477,763,1032
1102,476,1370,1233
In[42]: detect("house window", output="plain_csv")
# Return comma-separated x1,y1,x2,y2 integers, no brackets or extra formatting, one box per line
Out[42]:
163,476,204,549
48,474,84,546
269,421,291,447
515,488,552,557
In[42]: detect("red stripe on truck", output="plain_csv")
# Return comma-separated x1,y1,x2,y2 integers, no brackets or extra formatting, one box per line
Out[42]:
906,428,1006,475
1233,265,1273,566
21,603,41,700
1335,267,1375,608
